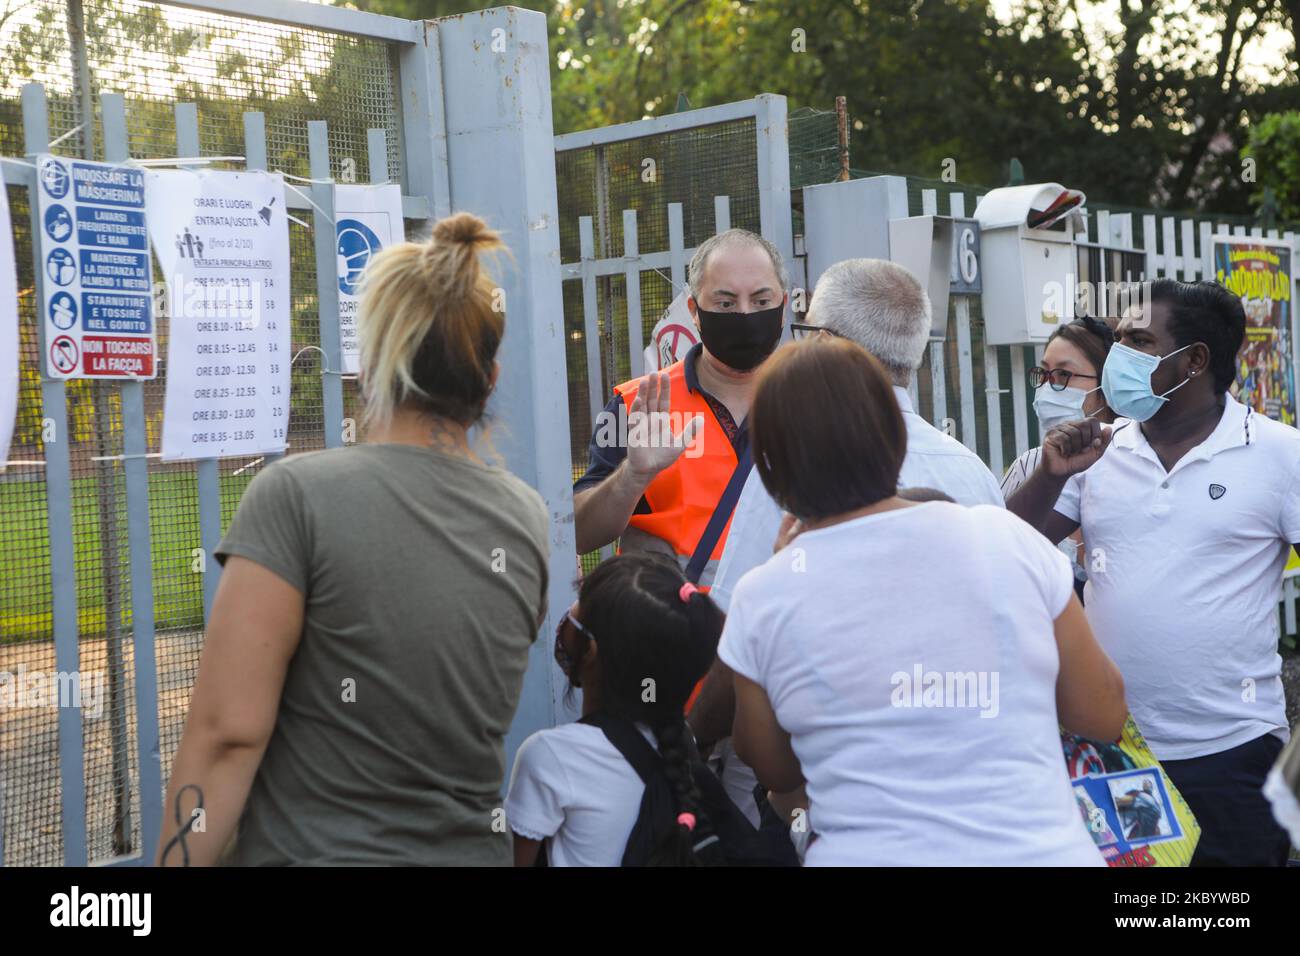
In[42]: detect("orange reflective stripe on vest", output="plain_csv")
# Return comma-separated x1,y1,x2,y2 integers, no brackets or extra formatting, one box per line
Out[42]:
613,358,740,590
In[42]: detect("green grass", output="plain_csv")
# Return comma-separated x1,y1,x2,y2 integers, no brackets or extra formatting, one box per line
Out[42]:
0,470,253,641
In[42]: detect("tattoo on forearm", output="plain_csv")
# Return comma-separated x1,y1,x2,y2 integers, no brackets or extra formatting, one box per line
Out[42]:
160,784,205,867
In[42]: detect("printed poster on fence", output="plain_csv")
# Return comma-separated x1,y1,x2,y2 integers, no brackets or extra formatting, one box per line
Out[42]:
335,184,404,374
145,169,291,461
642,292,699,372
35,154,156,379
1213,236,1295,426
0,182,18,468
1063,716,1200,867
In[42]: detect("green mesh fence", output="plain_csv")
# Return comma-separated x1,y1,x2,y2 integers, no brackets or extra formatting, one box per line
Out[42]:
0,0,404,866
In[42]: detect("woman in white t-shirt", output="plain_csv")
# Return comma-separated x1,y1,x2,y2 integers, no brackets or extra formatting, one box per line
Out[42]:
506,552,726,866
723,336,1127,866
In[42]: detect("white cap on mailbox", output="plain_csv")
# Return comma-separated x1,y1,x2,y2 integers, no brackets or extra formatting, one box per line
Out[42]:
973,183,1087,231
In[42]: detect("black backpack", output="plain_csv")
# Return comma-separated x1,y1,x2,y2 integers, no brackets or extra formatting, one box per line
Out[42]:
578,712,798,867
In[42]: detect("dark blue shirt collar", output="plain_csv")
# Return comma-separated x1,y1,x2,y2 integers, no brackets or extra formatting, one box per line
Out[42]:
683,342,704,395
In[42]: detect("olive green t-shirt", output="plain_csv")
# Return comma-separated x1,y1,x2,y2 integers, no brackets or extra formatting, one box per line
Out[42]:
214,442,549,866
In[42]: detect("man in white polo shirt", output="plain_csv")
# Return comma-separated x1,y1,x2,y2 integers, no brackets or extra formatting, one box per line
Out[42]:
1008,278,1297,866
690,258,1004,827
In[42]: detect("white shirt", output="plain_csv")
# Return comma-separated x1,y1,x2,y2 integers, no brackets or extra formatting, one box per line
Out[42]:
505,721,658,867
713,386,1004,612
709,386,1007,825
719,502,1105,867
1000,445,1045,500
1055,394,1299,761
1002,445,1087,581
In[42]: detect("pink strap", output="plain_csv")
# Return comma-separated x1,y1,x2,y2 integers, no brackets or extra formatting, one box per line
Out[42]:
678,582,698,603
676,812,696,832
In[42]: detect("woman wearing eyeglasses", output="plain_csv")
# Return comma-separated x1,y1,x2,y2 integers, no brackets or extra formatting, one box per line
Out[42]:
1001,316,1119,596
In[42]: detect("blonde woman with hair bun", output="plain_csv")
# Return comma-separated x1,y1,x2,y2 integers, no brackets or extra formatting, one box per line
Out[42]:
159,212,551,867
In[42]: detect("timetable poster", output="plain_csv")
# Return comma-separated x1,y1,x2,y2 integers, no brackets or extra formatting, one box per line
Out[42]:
1213,236,1295,425
35,154,156,379
335,184,404,374
146,169,291,460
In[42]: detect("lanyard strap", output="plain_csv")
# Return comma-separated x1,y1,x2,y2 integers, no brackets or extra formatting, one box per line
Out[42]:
683,432,752,585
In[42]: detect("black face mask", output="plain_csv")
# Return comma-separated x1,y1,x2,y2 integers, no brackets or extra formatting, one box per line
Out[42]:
695,304,785,372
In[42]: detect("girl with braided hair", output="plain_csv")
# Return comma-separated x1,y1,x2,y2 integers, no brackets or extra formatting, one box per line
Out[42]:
506,551,730,866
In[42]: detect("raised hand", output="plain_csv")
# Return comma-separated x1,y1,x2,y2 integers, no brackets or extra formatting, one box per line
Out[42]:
1041,418,1113,479
625,370,705,482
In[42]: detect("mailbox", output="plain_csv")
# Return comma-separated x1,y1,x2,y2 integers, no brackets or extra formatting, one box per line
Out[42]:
972,183,1087,345
802,177,971,342
888,216,953,340
803,176,904,288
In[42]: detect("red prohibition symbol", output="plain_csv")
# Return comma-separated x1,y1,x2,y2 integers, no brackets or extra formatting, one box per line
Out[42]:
50,334,79,374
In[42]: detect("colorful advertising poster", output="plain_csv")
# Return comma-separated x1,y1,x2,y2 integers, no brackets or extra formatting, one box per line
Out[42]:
35,154,156,379
1062,716,1200,867
1213,236,1295,425
335,184,404,375
145,169,291,461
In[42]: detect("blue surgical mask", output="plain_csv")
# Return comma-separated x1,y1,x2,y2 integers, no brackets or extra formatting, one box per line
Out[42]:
1101,342,1194,422
1033,383,1103,433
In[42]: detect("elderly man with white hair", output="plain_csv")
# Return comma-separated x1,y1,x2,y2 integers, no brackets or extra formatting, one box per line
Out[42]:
690,257,1004,828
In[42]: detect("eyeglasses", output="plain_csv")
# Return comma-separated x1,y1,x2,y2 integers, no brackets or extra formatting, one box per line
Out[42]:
554,608,595,675
791,322,845,342
1029,366,1099,391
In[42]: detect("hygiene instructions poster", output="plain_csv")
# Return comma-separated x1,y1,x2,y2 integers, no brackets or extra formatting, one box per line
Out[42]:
1,182,18,467
36,154,156,379
335,184,404,374
146,169,291,460
1213,236,1295,425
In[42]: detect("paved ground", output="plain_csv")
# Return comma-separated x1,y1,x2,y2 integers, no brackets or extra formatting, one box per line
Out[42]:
2,636,1298,866
1,629,201,866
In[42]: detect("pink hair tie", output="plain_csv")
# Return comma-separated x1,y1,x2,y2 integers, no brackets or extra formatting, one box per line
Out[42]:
678,582,698,603
676,812,696,832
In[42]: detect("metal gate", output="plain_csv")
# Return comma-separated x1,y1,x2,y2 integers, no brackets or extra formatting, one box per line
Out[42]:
554,96,794,519
2,1,574,866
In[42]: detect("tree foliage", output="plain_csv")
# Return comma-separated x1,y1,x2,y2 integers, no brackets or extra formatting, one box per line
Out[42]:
354,0,1299,213
1244,110,1300,219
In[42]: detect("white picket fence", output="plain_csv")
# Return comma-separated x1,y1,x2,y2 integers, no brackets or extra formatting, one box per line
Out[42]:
561,195,738,430
555,123,1300,643
914,185,1300,643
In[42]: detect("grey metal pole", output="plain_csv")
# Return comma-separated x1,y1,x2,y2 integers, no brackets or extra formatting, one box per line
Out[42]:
308,121,344,449
23,81,87,866
101,91,162,861
432,8,576,759
173,104,226,626
68,0,132,857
